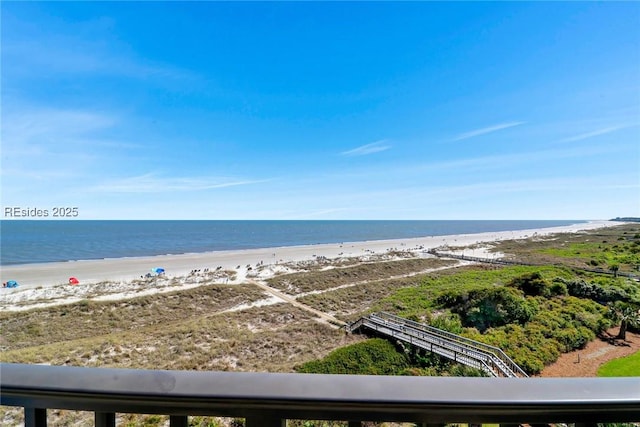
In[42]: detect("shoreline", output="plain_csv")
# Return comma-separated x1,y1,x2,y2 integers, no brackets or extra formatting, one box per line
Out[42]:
1,219,592,268
1,220,620,291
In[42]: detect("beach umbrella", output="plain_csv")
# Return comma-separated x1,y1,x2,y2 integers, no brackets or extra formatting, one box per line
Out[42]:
152,267,165,274
6,280,18,288
69,277,80,285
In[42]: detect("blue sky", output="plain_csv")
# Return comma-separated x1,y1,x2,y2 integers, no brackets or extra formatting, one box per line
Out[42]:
2,1,639,220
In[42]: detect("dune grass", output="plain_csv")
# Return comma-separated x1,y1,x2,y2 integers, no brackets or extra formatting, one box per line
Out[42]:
267,257,456,293
0,283,266,351
491,223,640,273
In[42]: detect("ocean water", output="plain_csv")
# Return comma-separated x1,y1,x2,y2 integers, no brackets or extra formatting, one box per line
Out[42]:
0,220,585,266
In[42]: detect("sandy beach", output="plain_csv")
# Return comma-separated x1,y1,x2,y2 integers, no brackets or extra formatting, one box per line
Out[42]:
0,220,621,311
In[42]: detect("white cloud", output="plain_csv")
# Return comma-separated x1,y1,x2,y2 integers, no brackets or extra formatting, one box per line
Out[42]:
557,125,630,143
341,140,391,156
451,121,525,142
91,174,268,193
1,107,120,181
413,143,633,175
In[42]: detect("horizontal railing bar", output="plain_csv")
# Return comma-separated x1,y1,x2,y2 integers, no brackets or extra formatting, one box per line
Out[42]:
2,363,639,423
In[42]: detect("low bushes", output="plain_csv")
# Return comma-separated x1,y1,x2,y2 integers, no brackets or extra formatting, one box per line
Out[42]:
295,338,410,375
372,267,621,375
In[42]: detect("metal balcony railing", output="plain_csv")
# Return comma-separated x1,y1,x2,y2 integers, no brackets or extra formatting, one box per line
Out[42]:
1,363,639,427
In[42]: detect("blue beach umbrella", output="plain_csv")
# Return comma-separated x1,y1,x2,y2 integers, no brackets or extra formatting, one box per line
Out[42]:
6,280,18,288
152,267,165,274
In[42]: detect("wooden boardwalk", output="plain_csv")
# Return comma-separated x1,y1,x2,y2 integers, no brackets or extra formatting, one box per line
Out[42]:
347,312,528,378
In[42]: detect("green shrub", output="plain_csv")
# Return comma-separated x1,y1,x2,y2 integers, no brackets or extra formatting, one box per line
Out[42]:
549,280,568,296
438,287,536,332
508,272,550,297
553,326,594,352
560,278,634,304
295,338,410,375
429,312,463,334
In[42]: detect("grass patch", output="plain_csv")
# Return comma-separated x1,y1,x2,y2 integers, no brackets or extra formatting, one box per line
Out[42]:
538,241,640,270
491,224,640,273
597,350,640,377
267,258,456,294
374,265,575,320
297,275,428,322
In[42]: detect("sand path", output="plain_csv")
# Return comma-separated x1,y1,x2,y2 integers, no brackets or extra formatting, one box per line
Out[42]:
540,328,640,377
248,279,346,326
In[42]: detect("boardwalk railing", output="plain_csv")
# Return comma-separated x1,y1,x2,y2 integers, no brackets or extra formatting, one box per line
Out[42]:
347,312,527,378
1,363,639,426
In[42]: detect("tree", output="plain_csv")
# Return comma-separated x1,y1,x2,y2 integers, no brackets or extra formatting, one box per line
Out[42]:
608,302,640,340
609,263,620,278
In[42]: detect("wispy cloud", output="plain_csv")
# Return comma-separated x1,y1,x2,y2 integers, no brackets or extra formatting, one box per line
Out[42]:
451,121,525,142
4,40,195,84
557,125,630,143
2,13,197,85
435,145,617,170
92,174,268,193
341,140,391,156
2,108,115,145
1,107,121,181
350,174,639,204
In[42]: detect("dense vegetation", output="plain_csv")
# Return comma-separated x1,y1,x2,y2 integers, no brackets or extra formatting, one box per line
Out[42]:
301,263,640,376
295,338,486,377
296,339,410,375
538,238,640,271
